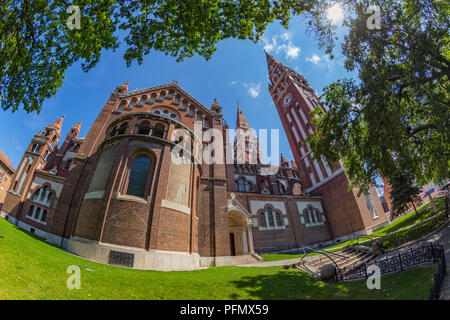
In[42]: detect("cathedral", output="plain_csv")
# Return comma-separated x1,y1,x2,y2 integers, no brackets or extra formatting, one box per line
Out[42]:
0,54,388,270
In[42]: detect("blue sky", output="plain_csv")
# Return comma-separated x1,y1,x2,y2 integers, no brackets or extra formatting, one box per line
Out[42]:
0,16,354,169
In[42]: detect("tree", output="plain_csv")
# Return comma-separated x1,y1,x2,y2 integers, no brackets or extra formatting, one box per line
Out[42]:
308,0,449,193
389,175,422,219
0,0,315,113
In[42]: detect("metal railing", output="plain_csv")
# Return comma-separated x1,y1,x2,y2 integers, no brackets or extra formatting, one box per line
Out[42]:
336,244,446,300
298,241,348,279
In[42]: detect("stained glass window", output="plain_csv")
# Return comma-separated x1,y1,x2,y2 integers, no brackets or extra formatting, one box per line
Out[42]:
127,157,151,198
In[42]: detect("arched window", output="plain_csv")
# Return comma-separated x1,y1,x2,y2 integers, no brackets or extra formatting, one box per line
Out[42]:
117,122,128,135
34,189,41,201
275,212,282,227
267,207,275,227
41,186,48,201
129,98,137,109
152,123,165,139
138,121,151,135
138,96,147,106
41,210,47,222
117,100,127,112
65,159,72,170
235,181,240,191
277,181,286,194
239,178,245,191
27,205,35,217
127,156,151,198
158,91,166,102
260,212,267,227
309,208,317,224
246,182,252,192
305,211,311,224
149,93,157,104
47,192,53,203
34,207,41,220
109,126,117,137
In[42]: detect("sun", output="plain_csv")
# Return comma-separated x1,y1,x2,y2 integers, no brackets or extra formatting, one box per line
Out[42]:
326,4,344,22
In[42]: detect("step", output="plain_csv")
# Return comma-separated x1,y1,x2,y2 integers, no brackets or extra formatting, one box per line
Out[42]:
231,255,259,265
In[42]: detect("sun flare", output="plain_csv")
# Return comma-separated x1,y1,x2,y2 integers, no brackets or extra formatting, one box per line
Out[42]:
327,4,344,22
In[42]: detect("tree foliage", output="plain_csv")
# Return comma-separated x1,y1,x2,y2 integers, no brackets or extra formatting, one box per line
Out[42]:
0,0,315,113
308,0,450,192
389,175,422,218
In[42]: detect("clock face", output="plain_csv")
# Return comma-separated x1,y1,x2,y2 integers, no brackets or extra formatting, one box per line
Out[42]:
283,93,293,108
292,183,302,195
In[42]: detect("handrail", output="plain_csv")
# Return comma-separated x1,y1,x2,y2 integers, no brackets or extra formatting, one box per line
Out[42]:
346,234,380,248
298,241,346,280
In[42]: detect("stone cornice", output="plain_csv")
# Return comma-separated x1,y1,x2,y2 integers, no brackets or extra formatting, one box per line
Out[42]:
35,170,66,183
110,82,221,118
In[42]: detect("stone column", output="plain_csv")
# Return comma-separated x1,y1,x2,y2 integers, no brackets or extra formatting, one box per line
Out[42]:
247,224,255,254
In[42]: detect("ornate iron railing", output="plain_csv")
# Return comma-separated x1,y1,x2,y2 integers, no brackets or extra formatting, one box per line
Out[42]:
336,244,446,300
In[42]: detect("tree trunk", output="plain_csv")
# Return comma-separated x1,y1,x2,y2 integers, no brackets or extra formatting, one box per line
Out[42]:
410,195,418,215
427,193,438,214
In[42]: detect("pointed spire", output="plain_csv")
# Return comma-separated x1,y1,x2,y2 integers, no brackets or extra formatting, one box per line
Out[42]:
265,51,280,67
280,153,289,167
290,160,297,169
73,120,82,130
50,115,64,133
236,105,250,130
211,99,222,113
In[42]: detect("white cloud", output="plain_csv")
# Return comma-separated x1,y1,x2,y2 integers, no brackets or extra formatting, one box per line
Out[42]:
261,32,301,60
306,54,333,68
306,54,321,65
229,81,237,86
280,32,292,41
285,44,301,59
247,83,261,98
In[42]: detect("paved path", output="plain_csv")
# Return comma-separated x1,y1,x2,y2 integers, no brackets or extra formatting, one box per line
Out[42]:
239,254,320,267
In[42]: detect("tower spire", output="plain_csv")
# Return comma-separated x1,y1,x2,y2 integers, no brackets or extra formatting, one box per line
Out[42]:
236,105,250,130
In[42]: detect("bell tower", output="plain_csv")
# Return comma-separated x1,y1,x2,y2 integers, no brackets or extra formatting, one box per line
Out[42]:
265,52,387,238
9,116,64,197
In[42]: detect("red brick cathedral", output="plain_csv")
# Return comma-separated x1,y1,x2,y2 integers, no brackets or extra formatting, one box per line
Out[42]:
0,55,388,270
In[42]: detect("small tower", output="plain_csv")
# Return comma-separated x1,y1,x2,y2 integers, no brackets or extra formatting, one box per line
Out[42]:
53,121,83,176
210,99,222,114
280,153,290,167
114,81,129,95
9,116,64,197
233,106,263,164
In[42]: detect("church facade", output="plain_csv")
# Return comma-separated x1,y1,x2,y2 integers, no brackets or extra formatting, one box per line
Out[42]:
1,56,388,271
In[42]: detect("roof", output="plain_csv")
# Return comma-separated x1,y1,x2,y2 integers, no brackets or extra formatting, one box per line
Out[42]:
113,81,217,117
0,149,14,172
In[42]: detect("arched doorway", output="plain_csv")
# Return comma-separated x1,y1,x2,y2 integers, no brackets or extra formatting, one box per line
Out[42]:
228,210,254,256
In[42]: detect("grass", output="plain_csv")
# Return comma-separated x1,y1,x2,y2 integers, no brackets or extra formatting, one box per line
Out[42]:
262,197,446,262
0,218,436,300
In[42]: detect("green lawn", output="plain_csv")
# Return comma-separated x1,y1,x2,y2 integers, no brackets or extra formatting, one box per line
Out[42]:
0,218,436,300
262,197,446,262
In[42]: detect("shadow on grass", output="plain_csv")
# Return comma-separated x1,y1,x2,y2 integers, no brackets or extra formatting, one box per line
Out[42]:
228,270,349,300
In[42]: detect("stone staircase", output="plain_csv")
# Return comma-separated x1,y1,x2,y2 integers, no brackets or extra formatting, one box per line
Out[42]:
231,254,261,265
296,245,377,278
